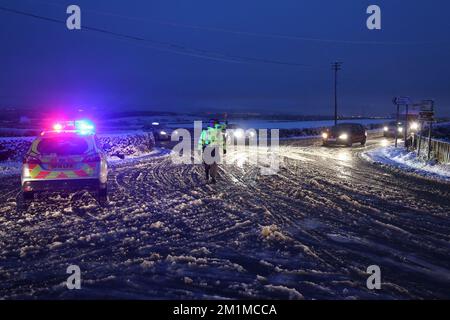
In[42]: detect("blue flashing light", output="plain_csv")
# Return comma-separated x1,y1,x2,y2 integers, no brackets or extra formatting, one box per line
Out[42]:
47,120,95,135
75,120,95,135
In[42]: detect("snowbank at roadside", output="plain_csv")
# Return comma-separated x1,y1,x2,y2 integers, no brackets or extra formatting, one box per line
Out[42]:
363,146,450,181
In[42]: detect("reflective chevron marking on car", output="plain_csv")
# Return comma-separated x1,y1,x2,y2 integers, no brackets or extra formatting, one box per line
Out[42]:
29,163,97,179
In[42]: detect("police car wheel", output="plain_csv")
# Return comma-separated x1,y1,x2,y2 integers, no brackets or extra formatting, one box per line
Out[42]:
23,191,34,201
98,185,108,198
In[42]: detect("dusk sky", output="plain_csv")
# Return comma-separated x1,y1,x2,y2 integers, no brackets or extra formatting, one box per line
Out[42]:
1,0,450,116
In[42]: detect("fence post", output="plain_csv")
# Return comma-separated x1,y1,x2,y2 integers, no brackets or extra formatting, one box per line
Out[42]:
427,122,433,160
417,133,422,157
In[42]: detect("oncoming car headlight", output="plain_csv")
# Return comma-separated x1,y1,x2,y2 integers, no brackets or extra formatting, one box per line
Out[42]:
234,129,244,138
398,127,403,133
339,133,348,140
160,131,167,135
383,126,389,132
322,132,328,139
410,122,419,131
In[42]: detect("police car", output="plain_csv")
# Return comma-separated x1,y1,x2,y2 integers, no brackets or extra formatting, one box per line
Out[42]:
21,120,108,201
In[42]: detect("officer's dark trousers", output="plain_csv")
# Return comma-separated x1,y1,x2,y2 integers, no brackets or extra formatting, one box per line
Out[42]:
202,146,219,181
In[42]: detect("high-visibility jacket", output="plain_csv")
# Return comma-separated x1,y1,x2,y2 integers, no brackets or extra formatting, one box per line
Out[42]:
198,125,226,151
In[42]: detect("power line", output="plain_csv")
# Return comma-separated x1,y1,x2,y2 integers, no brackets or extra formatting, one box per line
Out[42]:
0,5,311,67
30,0,449,46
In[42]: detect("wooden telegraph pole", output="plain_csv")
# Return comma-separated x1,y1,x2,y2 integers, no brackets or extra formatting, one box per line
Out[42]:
332,62,342,126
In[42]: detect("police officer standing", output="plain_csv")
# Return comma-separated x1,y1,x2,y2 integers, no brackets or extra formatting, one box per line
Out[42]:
198,119,227,183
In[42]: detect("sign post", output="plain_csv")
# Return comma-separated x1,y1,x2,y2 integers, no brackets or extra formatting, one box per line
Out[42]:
427,122,433,160
418,100,435,160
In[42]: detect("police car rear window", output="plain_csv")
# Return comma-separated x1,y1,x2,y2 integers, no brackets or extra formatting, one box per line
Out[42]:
37,136,89,155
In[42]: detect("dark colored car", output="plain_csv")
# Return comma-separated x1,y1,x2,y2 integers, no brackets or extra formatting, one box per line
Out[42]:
322,123,367,147
383,120,420,137
383,121,404,138
149,123,177,141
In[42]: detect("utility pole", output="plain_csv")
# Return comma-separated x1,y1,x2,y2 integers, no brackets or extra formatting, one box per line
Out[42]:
332,62,342,125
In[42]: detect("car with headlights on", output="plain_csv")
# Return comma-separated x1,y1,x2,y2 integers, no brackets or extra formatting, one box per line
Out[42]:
225,124,256,142
383,120,419,137
383,121,404,137
21,120,108,201
322,123,367,147
150,122,177,141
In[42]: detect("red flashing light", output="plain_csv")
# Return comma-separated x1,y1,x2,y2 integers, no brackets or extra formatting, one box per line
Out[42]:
46,120,95,135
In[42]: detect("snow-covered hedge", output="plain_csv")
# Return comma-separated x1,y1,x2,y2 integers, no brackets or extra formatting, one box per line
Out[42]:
0,137,35,162
0,131,155,162
98,132,155,159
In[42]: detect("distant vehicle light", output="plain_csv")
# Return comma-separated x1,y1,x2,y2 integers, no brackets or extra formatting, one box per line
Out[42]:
410,122,419,131
339,133,348,140
383,126,389,132
152,122,159,126
398,127,403,133
322,132,328,139
160,131,167,135
234,129,244,138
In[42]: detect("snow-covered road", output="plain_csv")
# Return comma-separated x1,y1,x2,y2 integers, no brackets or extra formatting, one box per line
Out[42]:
1,137,449,299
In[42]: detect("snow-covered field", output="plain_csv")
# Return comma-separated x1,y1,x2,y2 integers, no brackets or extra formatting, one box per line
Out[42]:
363,145,450,181
165,118,388,129
101,115,389,131
0,136,449,299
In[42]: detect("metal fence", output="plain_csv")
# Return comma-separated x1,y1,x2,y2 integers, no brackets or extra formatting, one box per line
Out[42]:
414,135,450,164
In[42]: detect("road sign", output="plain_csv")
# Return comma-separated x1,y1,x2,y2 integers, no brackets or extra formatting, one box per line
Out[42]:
420,99,434,112
419,111,434,122
393,96,411,106
418,100,435,122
